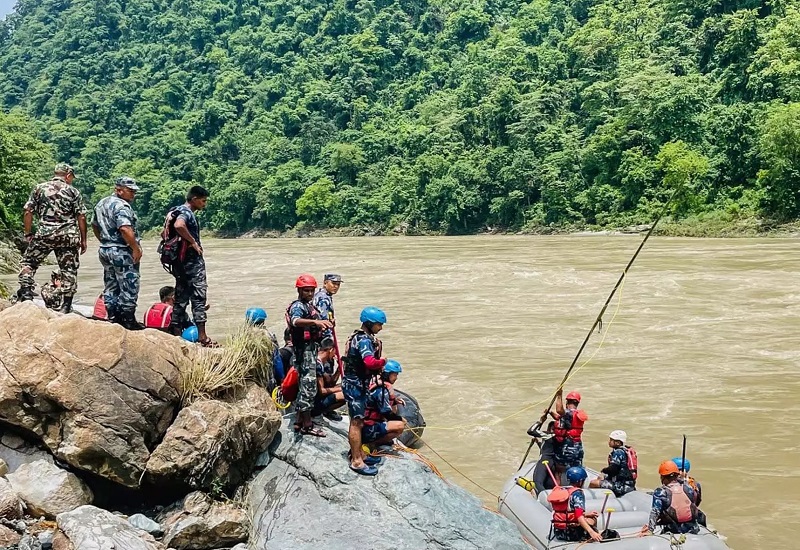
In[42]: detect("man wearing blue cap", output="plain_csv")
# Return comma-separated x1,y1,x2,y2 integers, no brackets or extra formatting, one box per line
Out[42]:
92,176,144,330
313,273,343,371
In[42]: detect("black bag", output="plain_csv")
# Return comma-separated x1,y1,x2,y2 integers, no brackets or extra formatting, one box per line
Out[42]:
157,208,187,274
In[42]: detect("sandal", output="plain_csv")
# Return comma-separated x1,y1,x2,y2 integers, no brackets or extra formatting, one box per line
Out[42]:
299,425,326,437
348,451,382,466
199,337,219,348
349,464,379,476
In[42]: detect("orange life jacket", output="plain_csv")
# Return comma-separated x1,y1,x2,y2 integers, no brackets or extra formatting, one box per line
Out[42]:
661,481,698,525
280,367,299,402
553,408,588,443
549,486,582,530
144,302,173,329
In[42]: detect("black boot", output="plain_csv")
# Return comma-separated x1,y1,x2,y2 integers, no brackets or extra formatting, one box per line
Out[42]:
14,288,34,303
58,295,73,314
116,311,145,331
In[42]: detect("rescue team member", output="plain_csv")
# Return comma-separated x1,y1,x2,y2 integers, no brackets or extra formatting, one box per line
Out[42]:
313,273,343,371
286,274,332,437
531,421,558,494
167,186,214,346
549,466,602,543
640,461,702,536
590,430,637,497
92,177,144,330
245,307,285,385
311,337,345,420
343,306,388,476
144,286,175,330
672,457,703,506
545,388,588,475
16,163,87,313
362,360,406,450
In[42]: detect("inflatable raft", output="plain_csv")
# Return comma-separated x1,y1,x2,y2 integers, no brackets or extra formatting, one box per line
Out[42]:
498,460,731,550
394,389,425,448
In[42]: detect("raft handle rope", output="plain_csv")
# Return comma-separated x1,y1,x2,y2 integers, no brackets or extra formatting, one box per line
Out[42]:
519,187,681,469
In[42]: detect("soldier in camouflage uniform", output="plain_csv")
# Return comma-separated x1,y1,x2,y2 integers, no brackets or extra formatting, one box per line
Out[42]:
91,177,145,331
16,163,88,313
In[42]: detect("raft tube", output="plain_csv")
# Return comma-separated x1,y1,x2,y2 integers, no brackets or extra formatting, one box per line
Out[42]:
395,389,425,448
498,460,731,550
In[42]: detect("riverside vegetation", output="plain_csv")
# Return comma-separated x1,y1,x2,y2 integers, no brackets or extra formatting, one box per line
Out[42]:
0,0,799,239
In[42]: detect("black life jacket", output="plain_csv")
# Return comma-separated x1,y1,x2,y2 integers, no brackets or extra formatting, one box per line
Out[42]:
284,300,322,350
343,329,382,380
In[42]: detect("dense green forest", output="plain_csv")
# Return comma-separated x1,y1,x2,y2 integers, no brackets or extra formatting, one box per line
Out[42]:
0,0,798,235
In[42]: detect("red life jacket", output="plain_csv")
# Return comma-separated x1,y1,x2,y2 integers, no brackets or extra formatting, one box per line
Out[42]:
662,482,698,525
92,295,108,321
280,367,299,402
553,408,588,443
548,486,582,530
144,303,173,329
363,381,394,426
608,446,639,481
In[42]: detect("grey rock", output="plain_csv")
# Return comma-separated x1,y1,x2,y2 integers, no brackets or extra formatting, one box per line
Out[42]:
248,419,529,550
18,534,42,550
7,460,93,519
161,492,248,550
0,432,54,473
38,530,54,549
0,476,23,519
0,458,8,477
128,514,163,536
57,505,165,550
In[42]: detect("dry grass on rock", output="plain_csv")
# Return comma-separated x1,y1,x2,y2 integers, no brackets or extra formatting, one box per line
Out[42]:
181,326,275,404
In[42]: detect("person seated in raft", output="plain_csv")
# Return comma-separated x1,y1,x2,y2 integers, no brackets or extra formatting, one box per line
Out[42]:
589,430,637,497
143,286,175,331
550,466,603,543
672,457,703,506
311,337,346,421
640,461,703,537
361,360,407,452
545,388,588,478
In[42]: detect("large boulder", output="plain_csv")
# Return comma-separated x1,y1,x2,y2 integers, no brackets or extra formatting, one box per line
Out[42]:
57,505,165,550
248,419,530,550
0,431,54,473
160,492,248,550
7,460,93,519
0,477,23,519
146,383,281,492
0,302,201,487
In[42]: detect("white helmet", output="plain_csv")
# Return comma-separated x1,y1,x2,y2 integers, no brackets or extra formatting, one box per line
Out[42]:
609,430,627,444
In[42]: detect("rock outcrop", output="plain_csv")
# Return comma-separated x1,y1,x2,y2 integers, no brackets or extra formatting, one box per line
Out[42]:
146,383,281,492
160,492,249,550
0,431,54,473
7,460,93,519
248,419,529,550
0,477,24,519
0,302,202,487
56,506,165,550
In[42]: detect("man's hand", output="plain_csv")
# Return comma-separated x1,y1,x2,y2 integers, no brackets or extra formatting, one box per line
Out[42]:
192,242,203,256
638,526,651,537
316,320,334,330
80,240,87,255
395,397,406,406
590,530,603,543
132,245,143,265
585,511,599,519
24,233,33,243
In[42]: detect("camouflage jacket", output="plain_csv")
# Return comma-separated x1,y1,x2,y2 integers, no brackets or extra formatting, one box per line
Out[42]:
24,177,86,237
92,195,140,248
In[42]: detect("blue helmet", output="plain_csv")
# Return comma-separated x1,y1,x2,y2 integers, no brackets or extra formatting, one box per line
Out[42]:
245,307,267,325
360,306,387,325
182,325,199,343
671,457,691,472
384,360,402,374
566,466,587,484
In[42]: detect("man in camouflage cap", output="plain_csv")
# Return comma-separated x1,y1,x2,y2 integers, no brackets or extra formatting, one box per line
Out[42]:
16,163,88,313
91,176,145,330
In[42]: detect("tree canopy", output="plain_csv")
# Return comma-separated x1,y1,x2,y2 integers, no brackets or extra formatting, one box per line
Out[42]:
0,0,797,234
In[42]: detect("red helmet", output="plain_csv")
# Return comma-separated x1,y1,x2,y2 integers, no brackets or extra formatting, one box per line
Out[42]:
295,274,318,288
565,391,581,402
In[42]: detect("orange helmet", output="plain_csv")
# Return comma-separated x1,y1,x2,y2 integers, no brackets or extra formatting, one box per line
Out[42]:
566,391,581,402
658,460,680,476
295,274,318,288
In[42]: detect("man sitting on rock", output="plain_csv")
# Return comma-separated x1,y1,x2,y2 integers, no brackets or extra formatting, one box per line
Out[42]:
362,360,406,452
312,337,346,421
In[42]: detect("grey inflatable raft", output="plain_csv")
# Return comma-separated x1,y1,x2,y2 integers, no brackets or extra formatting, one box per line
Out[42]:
498,461,731,550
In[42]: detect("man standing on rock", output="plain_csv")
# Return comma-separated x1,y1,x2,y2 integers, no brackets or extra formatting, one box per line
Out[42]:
313,273,342,371
15,163,87,313
166,186,214,346
92,177,144,330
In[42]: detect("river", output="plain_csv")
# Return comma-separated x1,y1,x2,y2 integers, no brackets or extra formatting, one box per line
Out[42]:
6,235,798,548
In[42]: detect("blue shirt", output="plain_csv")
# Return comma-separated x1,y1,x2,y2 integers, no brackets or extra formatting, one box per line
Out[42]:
366,383,393,419
607,447,634,483
313,288,335,338
569,488,586,513
92,195,139,248
174,204,201,245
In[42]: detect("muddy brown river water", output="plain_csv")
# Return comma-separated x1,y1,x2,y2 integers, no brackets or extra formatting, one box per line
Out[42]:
7,235,799,548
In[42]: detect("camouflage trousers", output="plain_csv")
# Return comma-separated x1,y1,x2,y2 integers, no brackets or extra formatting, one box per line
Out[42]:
18,233,80,297
170,256,208,330
98,246,141,316
294,342,319,413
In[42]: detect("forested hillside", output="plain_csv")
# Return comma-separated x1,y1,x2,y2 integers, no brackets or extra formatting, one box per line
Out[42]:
0,0,797,234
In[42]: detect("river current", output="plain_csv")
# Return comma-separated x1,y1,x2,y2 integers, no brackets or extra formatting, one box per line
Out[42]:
7,235,799,548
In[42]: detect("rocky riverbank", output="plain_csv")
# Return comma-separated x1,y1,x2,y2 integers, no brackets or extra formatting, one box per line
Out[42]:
0,301,528,549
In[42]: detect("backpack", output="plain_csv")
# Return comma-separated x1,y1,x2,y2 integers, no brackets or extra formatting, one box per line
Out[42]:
626,446,638,480
157,208,188,273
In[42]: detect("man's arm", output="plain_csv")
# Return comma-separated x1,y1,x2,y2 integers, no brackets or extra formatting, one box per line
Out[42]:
23,210,33,238
555,389,565,415
78,214,88,254
641,492,663,535
91,222,101,240
174,217,203,256
119,226,142,264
